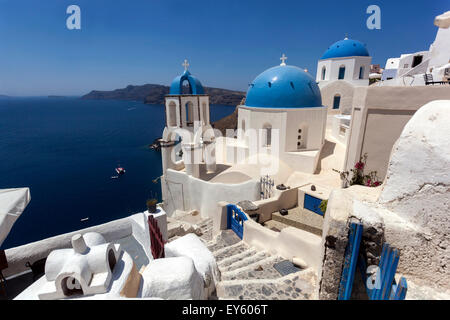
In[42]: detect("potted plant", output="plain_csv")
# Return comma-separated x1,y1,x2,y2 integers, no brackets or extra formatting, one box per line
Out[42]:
146,191,158,214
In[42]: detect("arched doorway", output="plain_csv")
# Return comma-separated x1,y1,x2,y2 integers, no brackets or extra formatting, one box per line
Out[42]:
333,94,341,110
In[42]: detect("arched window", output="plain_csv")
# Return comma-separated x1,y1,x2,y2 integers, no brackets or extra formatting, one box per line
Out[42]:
359,66,365,79
263,124,272,147
333,94,341,109
185,101,194,126
168,101,177,127
322,67,326,80
338,66,346,80
181,79,192,94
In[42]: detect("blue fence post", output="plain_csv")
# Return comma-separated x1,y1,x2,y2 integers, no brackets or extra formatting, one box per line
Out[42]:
338,222,363,300
390,277,408,300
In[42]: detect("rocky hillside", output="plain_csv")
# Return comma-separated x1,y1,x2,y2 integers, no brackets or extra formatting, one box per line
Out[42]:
82,84,245,106
212,106,239,136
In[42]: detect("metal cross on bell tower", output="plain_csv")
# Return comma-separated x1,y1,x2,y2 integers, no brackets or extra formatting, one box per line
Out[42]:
182,59,190,71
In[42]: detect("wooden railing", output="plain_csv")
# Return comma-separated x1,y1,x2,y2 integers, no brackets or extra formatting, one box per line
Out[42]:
148,215,165,259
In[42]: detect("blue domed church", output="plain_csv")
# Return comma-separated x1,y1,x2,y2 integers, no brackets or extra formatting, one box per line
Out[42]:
231,55,327,174
316,37,372,115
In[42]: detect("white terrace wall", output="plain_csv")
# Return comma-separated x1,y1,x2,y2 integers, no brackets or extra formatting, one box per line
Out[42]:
243,219,322,272
345,86,450,180
162,169,260,218
4,212,152,279
213,202,322,272
377,100,450,290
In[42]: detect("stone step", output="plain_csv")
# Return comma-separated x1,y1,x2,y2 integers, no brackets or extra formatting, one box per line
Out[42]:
263,220,290,232
272,207,323,236
207,231,243,253
217,247,257,269
212,242,249,263
221,256,285,281
216,269,317,300
220,251,270,273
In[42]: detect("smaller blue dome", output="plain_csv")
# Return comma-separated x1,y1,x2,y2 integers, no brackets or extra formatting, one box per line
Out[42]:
169,70,204,95
245,65,322,109
321,38,369,60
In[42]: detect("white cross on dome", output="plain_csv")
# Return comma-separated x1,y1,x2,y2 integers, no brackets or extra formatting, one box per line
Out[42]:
280,53,288,66
182,59,190,71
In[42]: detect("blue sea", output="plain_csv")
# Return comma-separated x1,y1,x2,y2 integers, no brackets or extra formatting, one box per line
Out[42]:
0,97,235,249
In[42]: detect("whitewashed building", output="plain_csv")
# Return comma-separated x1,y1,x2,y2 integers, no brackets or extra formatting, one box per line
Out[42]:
379,11,450,86
315,37,372,145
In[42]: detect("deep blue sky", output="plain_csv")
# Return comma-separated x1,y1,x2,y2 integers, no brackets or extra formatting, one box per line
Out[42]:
0,0,447,96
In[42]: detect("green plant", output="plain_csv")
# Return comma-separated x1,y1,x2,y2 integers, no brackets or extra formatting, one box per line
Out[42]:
319,200,328,214
146,198,158,207
146,191,159,213
333,153,382,188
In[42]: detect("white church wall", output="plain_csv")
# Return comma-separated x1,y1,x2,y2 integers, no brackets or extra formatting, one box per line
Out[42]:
328,57,354,83
318,57,371,87
320,80,355,114
240,107,286,151
352,56,371,84
284,107,327,152
316,60,332,82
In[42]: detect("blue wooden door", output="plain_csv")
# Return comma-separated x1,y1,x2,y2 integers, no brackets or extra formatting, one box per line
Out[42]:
227,204,248,239
304,194,324,216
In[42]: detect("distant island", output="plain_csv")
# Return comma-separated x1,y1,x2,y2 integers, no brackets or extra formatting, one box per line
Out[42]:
0,95,10,99
48,95,69,99
81,84,245,106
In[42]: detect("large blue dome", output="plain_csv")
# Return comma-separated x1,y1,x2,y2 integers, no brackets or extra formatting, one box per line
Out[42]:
321,38,369,60
169,70,204,95
245,65,322,109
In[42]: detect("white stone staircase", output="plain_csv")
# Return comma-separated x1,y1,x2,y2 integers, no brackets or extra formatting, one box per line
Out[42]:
169,216,317,300
203,225,316,300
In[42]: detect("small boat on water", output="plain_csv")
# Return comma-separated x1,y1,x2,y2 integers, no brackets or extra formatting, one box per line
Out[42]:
116,167,126,175
80,217,89,222
149,138,162,151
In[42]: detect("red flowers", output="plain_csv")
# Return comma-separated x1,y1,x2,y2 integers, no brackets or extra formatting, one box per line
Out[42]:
334,153,382,188
355,161,365,170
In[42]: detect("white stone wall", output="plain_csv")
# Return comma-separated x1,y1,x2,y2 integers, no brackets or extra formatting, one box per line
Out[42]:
161,169,260,218
237,106,327,153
